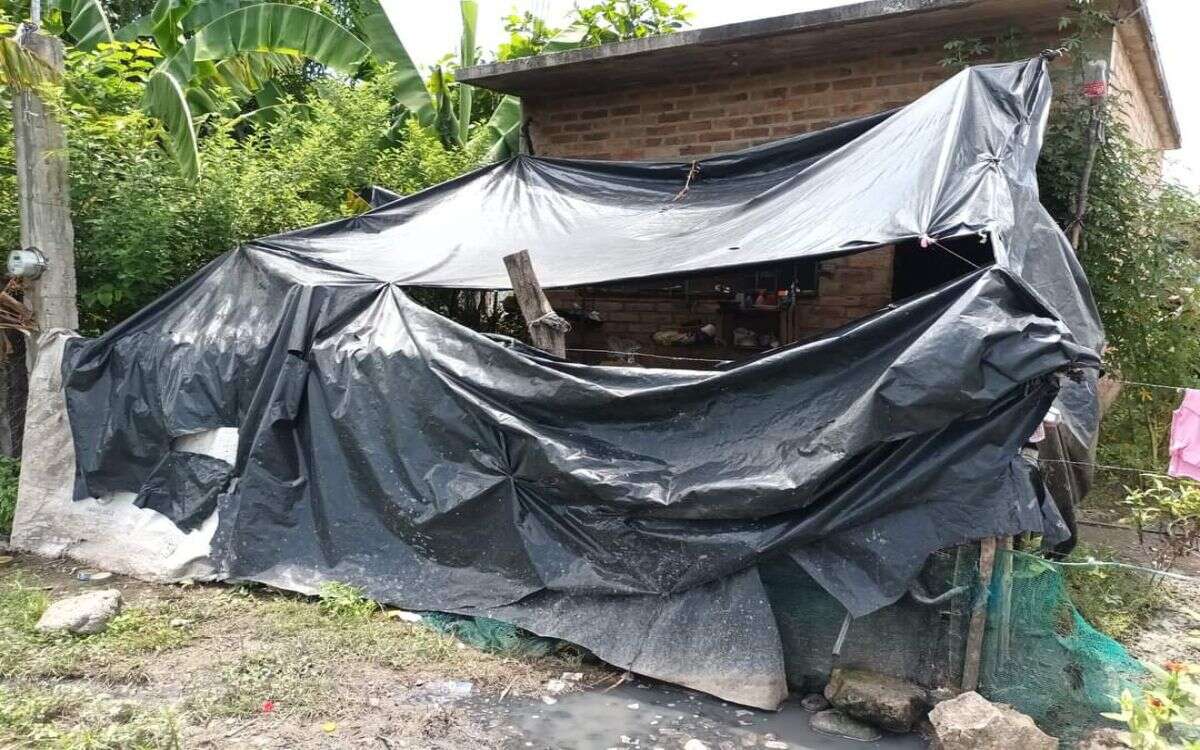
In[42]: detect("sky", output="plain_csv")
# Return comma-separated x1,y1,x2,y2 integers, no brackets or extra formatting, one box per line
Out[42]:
389,0,1199,189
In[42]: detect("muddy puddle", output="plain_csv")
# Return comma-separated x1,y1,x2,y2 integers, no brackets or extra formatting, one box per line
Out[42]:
469,680,928,750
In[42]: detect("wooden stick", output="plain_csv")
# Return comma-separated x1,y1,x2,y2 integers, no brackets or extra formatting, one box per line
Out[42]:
503,250,567,358
997,536,1014,667
961,537,998,692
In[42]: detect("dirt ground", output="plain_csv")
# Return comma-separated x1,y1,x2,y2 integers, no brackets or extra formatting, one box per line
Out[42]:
0,552,615,749
2,524,1198,750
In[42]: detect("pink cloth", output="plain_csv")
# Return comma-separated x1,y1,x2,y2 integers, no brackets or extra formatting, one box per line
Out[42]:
1168,389,1200,481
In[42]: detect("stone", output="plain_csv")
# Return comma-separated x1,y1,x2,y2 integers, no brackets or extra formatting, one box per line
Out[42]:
683,741,709,750
824,668,927,732
809,709,883,742
800,693,830,712
928,691,1058,750
35,589,122,635
1075,728,1130,749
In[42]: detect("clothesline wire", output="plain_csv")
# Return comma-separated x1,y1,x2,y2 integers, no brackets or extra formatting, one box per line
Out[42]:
1115,378,1194,393
566,347,731,365
1036,457,1178,480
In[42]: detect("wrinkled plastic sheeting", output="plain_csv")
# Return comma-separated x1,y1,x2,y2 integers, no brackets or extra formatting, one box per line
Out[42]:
55,59,1104,709
12,331,222,581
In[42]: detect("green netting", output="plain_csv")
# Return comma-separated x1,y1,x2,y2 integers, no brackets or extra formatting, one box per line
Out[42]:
979,549,1146,742
421,612,570,657
420,546,1151,745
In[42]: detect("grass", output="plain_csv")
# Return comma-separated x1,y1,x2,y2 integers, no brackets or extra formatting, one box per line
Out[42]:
0,575,193,683
1063,543,1168,641
0,683,182,750
0,560,593,746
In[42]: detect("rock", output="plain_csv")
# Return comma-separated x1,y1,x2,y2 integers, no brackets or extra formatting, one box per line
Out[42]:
1075,728,1130,749
683,741,709,750
928,691,1057,750
168,618,192,628
545,678,568,694
800,693,830,712
809,709,883,742
824,668,927,732
35,589,122,635
764,742,788,749
0,555,12,566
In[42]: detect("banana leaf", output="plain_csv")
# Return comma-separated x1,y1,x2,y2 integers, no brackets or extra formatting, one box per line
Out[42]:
47,0,115,50
353,0,433,126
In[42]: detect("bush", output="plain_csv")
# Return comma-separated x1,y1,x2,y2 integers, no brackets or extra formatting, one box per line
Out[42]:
0,455,17,536
0,44,487,336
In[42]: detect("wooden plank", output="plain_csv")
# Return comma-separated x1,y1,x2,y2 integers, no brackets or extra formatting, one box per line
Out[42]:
961,536,998,693
997,536,1014,668
503,250,567,358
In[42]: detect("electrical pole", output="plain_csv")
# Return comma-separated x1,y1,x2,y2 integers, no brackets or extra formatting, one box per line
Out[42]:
13,21,79,340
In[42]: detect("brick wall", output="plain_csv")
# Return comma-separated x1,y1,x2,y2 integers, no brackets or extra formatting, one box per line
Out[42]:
526,44,954,161
523,29,1141,366
1110,26,1169,159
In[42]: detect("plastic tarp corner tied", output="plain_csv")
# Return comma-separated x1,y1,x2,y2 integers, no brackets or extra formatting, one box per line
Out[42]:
56,58,1102,710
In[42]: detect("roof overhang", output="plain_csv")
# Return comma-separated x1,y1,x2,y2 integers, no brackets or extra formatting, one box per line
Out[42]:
1116,2,1181,150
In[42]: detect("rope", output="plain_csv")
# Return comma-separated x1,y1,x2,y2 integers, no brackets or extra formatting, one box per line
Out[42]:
529,311,571,333
670,161,700,203
922,235,983,270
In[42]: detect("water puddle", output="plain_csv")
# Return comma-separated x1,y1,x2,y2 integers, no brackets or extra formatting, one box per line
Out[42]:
476,680,928,750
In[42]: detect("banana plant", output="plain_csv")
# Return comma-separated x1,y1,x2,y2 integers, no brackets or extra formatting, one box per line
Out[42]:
357,0,523,158
134,0,369,180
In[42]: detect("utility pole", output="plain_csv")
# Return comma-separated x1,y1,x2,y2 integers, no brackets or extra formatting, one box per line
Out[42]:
13,19,79,340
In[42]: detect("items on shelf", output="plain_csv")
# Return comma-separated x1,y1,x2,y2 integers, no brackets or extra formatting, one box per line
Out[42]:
653,323,719,347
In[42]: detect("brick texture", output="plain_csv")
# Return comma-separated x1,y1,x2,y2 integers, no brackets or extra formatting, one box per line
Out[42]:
522,27,1150,366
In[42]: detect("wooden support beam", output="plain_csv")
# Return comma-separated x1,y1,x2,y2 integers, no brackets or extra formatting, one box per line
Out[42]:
961,536,998,693
502,250,567,358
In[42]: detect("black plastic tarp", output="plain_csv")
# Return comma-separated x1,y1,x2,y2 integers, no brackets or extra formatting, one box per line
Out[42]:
62,58,1101,709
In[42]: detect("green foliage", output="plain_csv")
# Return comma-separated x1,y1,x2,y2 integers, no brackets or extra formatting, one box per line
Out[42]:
0,42,485,333
1122,478,1200,566
0,575,191,682
316,581,379,621
942,2,1200,504
497,10,558,61
1103,661,1200,749
570,0,692,46
1062,544,1165,641
0,684,182,750
498,0,691,59
0,455,17,536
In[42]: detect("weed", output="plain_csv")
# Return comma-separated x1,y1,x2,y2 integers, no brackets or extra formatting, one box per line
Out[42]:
0,574,192,682
0,683,182,749
1064,544,1167,641
316,581,380,621
184,651,335,720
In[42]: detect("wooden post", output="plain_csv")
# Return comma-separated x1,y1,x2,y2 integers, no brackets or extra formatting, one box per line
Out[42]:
997,536,1014,668
13,31,78,339
502,250,567,358
961,536,998,693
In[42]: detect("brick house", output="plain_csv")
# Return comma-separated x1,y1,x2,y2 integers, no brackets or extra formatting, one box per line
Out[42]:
459,0,1179,366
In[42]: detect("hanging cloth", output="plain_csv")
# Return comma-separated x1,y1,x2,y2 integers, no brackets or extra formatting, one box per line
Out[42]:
1168,389,1200,481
